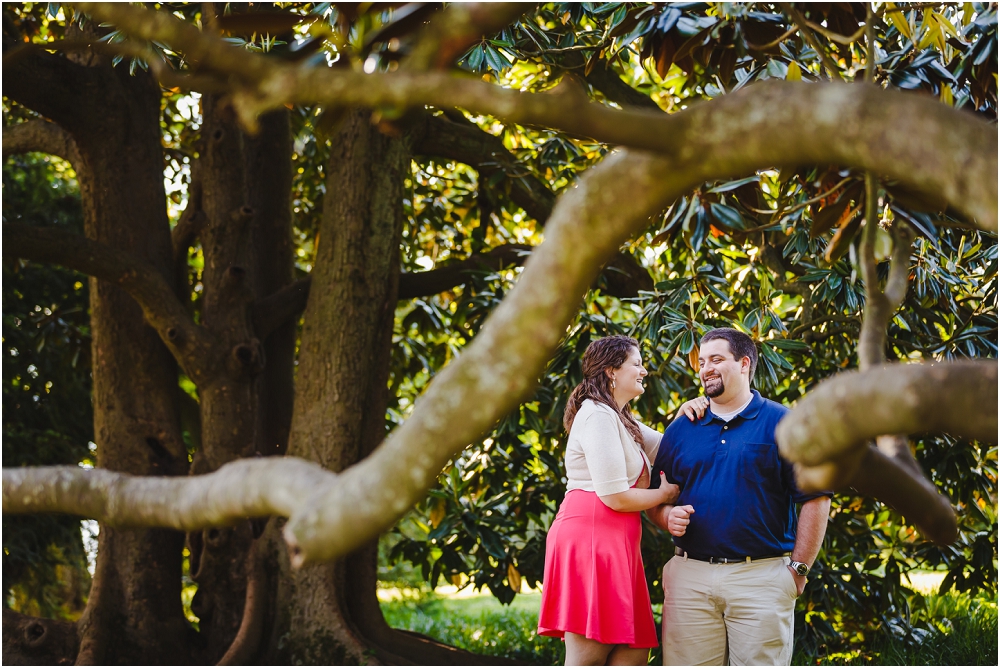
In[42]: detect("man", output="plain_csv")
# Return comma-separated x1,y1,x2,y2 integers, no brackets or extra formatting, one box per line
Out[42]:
648,327,831,666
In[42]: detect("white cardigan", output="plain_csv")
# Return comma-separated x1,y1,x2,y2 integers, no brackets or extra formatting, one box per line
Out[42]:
564,399,661,496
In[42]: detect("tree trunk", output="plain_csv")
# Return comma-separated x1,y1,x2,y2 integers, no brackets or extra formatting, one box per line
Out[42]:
246,109,296,459
264,109,409,664
68,67,191,666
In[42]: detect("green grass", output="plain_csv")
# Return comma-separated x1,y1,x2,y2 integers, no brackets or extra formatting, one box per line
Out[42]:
380,589,997,666
380,591,563,664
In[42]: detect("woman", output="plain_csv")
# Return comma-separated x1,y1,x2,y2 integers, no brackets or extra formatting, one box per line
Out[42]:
537,335,707,666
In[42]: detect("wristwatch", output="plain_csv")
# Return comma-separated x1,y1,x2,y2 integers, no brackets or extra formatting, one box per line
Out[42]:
789,560,810,576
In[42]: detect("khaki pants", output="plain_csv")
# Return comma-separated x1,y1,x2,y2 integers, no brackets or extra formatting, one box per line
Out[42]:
661,555,796,666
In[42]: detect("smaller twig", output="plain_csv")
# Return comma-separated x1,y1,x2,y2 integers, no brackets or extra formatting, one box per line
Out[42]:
746,24,800,51
745,176,854,219
782,4,843,80
800,19,866,46
789,314,860,339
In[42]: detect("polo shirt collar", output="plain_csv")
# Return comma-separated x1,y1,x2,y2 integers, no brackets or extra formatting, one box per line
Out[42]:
698,389,764,425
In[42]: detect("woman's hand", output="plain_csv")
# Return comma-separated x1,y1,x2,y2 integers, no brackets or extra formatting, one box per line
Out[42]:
600,473,681,513
657,472,680,504
678,396,709,421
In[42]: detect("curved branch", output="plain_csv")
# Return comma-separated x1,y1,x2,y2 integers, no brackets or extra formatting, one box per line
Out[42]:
216,534,267,666
2,118,80,164
776,361,998,470
252,243,650,335
2,222,215,382
399,243,532,298
80,2,998,232
2,38,93,133
413,113,556,223
2,458,332,528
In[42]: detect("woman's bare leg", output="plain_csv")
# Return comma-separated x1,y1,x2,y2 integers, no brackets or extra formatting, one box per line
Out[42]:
607,645,650,665
564,632,614,666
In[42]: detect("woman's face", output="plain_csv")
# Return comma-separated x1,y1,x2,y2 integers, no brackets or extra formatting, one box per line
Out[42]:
611,347,647,404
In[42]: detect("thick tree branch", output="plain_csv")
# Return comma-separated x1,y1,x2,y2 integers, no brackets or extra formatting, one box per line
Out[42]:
2,118,80,164
2,37,93,133
251,277,311,341
2,222,215,381
2,458,332,528
776,361,997,474
793,443,958,545
78,2,999,232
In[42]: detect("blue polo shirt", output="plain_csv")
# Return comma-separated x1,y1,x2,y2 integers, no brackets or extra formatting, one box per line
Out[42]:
651,390,827,559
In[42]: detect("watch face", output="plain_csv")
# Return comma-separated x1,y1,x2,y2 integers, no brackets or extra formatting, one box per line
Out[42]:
793,563,809,576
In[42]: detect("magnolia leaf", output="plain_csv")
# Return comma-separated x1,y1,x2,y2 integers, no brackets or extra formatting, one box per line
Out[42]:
429,498,446,528
688,344,700,371
825,213,863,263
507,563,522,592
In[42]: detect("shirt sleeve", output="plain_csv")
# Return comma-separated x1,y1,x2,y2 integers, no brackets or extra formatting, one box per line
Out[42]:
577,411,631,496
648,425,674,490
780,454,833,503
638,421,661,460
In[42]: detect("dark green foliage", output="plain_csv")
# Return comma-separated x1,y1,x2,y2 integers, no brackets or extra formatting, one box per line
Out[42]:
381,2,998,658
2,151,92,618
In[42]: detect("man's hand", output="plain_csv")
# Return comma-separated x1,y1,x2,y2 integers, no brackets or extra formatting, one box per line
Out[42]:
667,505,694,536
787,566,806,597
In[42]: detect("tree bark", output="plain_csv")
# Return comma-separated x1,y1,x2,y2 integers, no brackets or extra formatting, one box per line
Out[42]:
21,59,192,665
264,108,406,664
246,108,297,458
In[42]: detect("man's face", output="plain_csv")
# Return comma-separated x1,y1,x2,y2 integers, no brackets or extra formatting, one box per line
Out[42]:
698,339,748,400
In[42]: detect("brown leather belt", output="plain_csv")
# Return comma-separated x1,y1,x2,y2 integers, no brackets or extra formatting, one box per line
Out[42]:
674,547,789,564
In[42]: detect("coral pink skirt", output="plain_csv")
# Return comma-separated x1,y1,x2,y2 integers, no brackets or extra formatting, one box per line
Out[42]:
537,487,657,648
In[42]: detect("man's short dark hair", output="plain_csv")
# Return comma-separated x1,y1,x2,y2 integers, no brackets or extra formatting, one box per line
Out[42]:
700,328,758,383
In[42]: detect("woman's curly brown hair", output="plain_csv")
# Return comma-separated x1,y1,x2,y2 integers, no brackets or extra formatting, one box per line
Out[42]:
563,335,644,445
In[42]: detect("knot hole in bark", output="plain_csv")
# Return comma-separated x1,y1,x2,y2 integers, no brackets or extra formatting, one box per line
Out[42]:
211,128,225,144
228,338,265,379
166,327,179,342
24,621,47,648
230,205,255,227
205,527,225,547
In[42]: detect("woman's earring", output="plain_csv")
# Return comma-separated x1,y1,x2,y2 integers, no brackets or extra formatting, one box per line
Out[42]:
611,378,616,390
